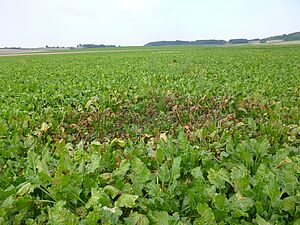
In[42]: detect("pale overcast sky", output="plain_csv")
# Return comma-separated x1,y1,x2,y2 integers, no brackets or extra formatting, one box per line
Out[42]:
0,0,299,47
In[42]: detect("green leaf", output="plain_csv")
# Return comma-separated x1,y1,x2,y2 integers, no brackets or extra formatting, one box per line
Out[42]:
255,201,264,215
253,214,269,225
125,212,150,225
231,165,250,193
84,211,101,224
130,157,150,183
48,201,79,225
158,163,170,184
104,185,122,199
113,159,130,177
196,203,217,225
231,210,248,218
0,187,16,201
191,166,204,179
263,180,281,202
1,195,14,208
115,193,139,208
14,196,33,212
129,157,151,195
171,156,181,181
214,194,227,210
147,211,171,225
86,154,101,173
231,165,249,181
85,188,111,209
207,168,231,190
280,197,296,214
145,181,161,197
156,146,165,164
229,193,254,213
252,138,270,158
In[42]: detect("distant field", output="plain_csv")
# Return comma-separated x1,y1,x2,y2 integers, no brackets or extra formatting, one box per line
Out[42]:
0,47,170,57
0,45,299,224
1,40,300,57
0,49,44,56
268,40,300,45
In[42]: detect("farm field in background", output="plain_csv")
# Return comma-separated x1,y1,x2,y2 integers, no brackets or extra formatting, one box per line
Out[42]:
0,45,299,224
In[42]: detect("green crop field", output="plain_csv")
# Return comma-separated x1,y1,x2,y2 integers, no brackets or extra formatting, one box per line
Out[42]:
0,45,299,224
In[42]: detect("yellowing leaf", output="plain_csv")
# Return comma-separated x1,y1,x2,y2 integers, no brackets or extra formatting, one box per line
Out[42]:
111,138,126,148
160,133,168,142
115,193,139,208
40,122,50,132
16,182,35,197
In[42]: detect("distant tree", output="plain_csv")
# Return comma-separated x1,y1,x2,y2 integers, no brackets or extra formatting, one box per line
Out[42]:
262,32,300,42
283,32,300,41
229,39,249,44
78,44,116,48
144,40,227,46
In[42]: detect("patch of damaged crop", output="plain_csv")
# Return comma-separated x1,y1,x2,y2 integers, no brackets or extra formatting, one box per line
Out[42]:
49,94,276,147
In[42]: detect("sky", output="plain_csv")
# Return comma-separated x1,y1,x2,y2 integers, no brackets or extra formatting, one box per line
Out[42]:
0,0,300,47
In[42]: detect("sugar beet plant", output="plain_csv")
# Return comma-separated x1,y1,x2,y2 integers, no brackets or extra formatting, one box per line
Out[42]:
0,45,299,224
